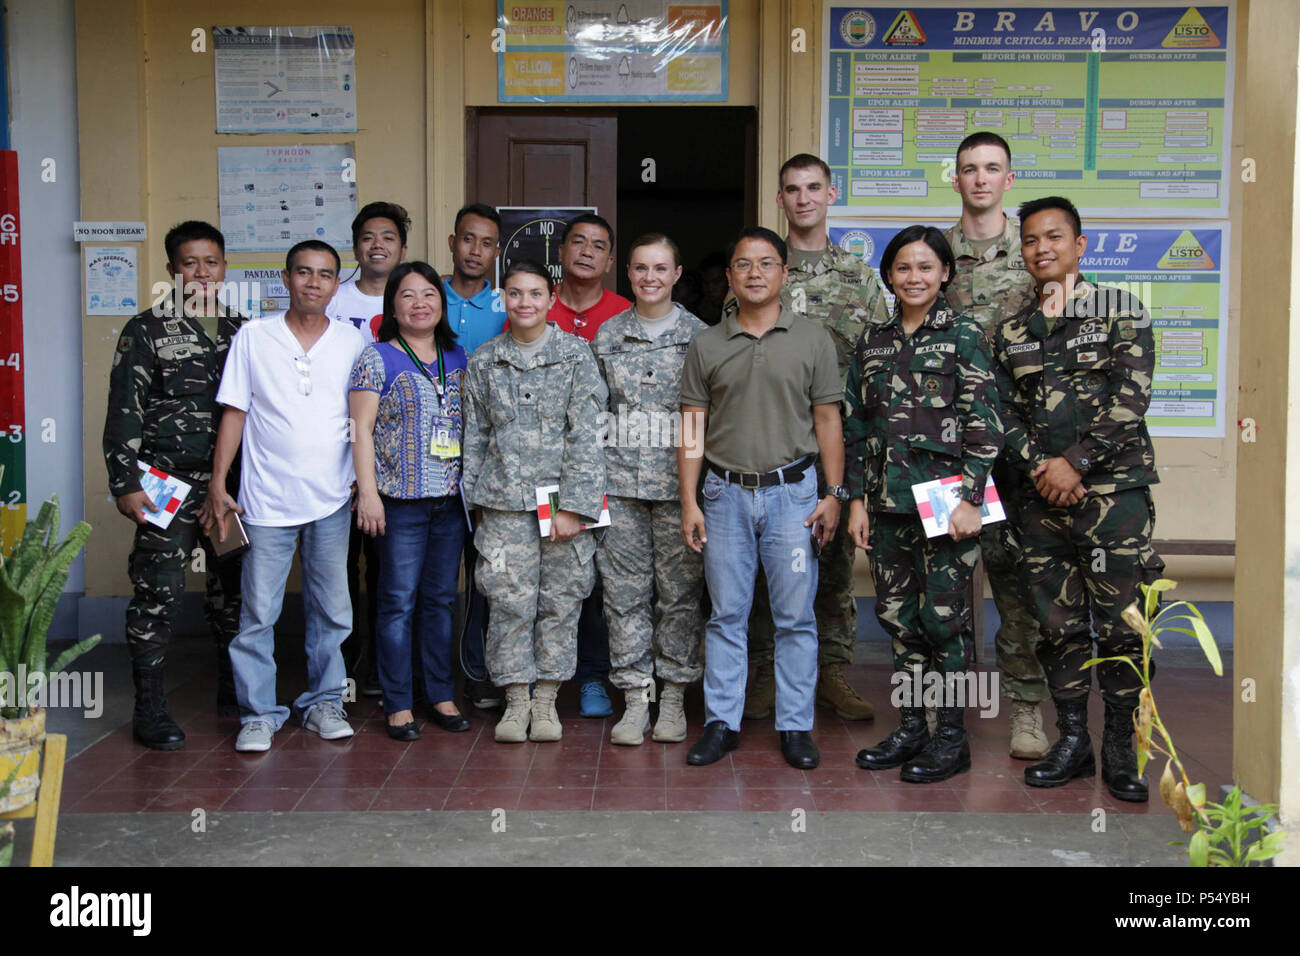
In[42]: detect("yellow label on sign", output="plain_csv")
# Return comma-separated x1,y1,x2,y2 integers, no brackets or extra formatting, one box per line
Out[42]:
504,52,566,96
667,55,721,92
1,504,26,559
502,2,566,46
1157,229,1216,269
1162,7,1220,48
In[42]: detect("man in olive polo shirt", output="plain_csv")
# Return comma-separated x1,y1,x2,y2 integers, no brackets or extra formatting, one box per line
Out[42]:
678,226,848,771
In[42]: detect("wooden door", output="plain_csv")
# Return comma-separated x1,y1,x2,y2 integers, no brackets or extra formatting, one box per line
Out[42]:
468,109,619,289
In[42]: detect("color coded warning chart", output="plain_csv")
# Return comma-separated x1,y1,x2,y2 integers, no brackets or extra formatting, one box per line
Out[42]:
821,4,1235,218
0,149,25,553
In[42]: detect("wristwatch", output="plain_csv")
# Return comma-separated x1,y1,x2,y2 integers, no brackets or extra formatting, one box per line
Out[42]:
826,485,852,502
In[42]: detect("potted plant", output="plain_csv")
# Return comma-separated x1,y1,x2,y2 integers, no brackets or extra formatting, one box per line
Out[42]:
0,496,100,823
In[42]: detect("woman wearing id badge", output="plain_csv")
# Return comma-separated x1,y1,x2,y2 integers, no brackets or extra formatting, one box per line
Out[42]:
350,261,471,740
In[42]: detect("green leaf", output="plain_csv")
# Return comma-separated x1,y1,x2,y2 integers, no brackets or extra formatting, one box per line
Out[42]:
1189,829,1209,867
1137,746,1148,776
1144,582,1159,620
1186,782,1207,807
48,633,102,675
1189,616,1223,676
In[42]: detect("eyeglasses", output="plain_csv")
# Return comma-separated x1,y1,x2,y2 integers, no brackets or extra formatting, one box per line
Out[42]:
293,354,312,396
730,258,783,274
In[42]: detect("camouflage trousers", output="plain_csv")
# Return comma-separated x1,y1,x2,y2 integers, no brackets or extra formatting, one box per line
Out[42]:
1018,486,1164,706
596,496,704,689
868,512,978,675
748,465,856,668
474,508,597,686
979,523,1049,702
126,484,243,666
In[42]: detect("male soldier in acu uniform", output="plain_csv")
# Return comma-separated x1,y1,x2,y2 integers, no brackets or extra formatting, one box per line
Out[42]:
942,131,1051,760
744,153,888,724
993,196,1163,802
103,220,246,750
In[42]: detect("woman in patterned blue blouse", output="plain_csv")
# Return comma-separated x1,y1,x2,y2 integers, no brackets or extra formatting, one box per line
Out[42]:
350,261,472,740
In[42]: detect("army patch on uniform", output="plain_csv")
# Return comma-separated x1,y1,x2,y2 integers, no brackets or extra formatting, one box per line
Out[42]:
163,320,181,335
924,376,942,394
924,356,943,368
1077,350,1098,363
1087,372,1106,391
1118,319,1137,340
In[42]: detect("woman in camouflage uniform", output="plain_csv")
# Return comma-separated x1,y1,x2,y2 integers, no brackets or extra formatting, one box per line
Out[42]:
844,226,1003,783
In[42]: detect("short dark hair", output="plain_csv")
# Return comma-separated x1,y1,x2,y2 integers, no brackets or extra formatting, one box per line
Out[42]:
351,201,411,248
779,153,832,188
164,221,225,265
560,213,613,246
627,232,681,268
726,226,787,267
1018,196,1083,239
453,203,502,236
878,225,956,296
285,240,341,274
376,261,457,351
955,131,1012,167
503,258,554,293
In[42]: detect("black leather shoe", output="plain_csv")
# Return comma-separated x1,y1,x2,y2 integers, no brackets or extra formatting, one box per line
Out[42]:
686,721,739,766
857,707,930,770
428,706,472,733
900,707,970,783
1025,696,1096,788
1101,701,1149,802
385,720,420,742
780,730,820,769
131,661,186,751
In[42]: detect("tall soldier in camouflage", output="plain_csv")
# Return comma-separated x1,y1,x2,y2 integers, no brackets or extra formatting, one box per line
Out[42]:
103,221,246,750
461,260,607,744
743,153,888,723
844,226,1003,783
591,234,706,746
993,196,1163,802
942,131,1051,759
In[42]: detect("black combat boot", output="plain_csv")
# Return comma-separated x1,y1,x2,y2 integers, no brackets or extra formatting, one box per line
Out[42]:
1024,695,1094,787
856,707,930,770
215,641,239,717
132,660,186,750
1101,700,1149,802
900,706,971,783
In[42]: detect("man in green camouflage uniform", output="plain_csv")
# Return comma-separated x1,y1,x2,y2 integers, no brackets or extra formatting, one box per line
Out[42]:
942,130,1051,759
744,154,888,722
993,196,1162,802
461,299,608,744
843,225,1003,783
591,266,707,746
102,221,245,750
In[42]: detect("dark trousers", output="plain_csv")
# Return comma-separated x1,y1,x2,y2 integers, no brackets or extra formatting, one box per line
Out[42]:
575,582,611,685
460,531,490,681
343,522,380,676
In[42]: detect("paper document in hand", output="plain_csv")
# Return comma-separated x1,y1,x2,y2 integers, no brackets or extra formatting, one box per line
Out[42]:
136,461,192,530
536,485,611,537
911,475,1004,538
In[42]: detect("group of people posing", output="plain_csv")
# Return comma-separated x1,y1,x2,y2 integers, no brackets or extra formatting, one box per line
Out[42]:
104,130,1161,803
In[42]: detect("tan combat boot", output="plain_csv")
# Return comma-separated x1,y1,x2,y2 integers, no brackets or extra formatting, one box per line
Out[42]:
816,663,875,720
653,682,688,742
529,680,563,742
494,684,531,743
744,663,775,720
610,687,652,746
1009,700,1049,759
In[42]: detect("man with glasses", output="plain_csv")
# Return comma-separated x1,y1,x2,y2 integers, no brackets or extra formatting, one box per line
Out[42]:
203,240,368,752
680,226,847,770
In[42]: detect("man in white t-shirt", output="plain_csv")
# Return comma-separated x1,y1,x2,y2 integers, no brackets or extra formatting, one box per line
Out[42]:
203,240,368,752
324,201,410,698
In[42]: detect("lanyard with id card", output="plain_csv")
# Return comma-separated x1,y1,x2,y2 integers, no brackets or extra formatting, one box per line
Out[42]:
395,335,460,459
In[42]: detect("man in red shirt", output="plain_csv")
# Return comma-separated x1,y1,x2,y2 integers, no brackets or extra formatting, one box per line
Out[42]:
548,214,631,341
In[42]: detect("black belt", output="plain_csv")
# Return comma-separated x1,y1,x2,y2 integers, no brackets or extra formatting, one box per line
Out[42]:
707,456,814,490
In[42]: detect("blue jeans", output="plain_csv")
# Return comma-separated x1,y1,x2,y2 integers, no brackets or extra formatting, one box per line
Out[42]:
230,502,353,730
700,464,820,732
377,495,466,712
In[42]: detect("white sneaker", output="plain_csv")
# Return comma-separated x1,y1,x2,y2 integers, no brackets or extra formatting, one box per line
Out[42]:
303,701,354,740
235,720,274,752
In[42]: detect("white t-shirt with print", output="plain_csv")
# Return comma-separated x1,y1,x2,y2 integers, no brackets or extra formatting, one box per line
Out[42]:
216,312,367,526
325,279,382,343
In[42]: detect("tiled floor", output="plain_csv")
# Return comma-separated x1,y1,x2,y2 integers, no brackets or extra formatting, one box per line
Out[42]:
60,660,1232,816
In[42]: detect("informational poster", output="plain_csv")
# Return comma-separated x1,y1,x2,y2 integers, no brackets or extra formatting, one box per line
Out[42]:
498,1,728,102
217,145,357,253
821,3,1235,218
223,258,360,316
214,26,357,133
496,206,596,286
828,219,1229,437
0,151,24,553
84,245,139,316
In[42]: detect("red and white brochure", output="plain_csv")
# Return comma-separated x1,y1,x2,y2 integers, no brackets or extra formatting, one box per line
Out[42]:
911,474,1004,538
536,485,611,537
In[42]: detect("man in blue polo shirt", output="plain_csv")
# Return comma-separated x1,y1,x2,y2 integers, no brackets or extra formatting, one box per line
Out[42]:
445,203,505,708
